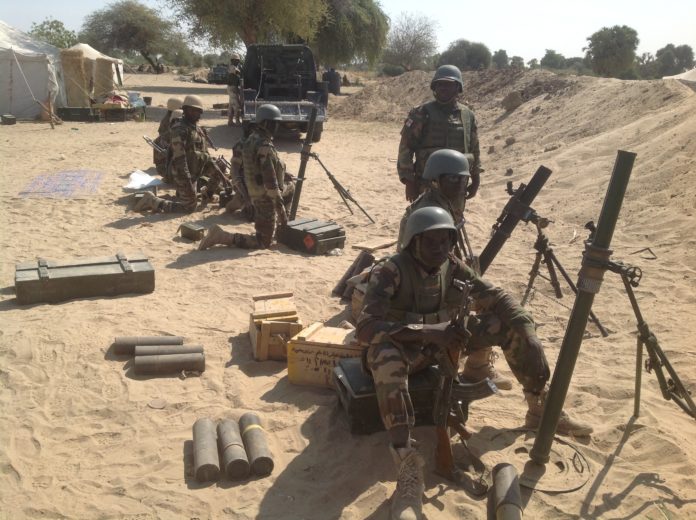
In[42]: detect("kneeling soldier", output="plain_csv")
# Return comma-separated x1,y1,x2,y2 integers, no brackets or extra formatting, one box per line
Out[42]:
357,207,592,520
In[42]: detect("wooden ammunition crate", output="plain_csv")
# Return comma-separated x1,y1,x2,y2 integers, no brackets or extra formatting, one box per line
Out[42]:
15,252,155,305
249,292,302,361
287,322,362,388
277,218,346,255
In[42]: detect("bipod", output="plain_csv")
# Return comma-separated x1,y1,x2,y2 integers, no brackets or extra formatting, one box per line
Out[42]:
603,258,696,420
307,152,375,224
521,215,609,337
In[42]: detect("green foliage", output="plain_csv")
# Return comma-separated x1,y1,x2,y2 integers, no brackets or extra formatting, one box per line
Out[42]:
29,18,78,48
510,56,524,69
168,0,327,48
382,64,406,76
540,49,565,69
80,0,176,68
382,12,437,71
438,39,491,71
655,44,695,76
310,0,389,66
492,49,509,69
584,25,639,78
527,58,539,69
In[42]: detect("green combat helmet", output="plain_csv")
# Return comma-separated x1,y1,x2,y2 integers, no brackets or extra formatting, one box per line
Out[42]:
422,149,471,181
182,94,204,110
256,104,283,123
401,206,456,250
430,64,463,92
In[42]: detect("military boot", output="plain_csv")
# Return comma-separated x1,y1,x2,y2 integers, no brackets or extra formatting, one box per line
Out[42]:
389,445,425,520
132,191,163,212
461,348,513,390
524,390,594,437
197,224,237,250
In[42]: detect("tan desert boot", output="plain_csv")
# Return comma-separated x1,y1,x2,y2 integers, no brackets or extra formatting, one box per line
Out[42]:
389,445,425,520
197,224,236,250
461,348,513,390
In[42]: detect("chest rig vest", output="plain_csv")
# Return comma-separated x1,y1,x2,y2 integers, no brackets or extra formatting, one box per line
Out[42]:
172,120,207,173
414,102,473,175
242,130,284,198
384,252,463,324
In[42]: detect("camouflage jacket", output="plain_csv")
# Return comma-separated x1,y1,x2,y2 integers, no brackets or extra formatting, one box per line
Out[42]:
397,100,481,183
170,118,211,181
356,251,534,347
242,127,285,199
227,65,242,88
396,189,461,251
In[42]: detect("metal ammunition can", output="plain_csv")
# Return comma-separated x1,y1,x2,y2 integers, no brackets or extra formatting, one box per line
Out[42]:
179,222,206,241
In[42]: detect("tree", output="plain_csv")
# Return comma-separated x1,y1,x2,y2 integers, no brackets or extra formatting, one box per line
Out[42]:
584,25,639,78
309,0,389,66
438,39,491,70
655,44,695,76
381,12,437,71
527,58,539,69
510,56,524,69
81,0,176,70
540,49,565,69
492,49,509,69
29,18,78,48
169,0,326,48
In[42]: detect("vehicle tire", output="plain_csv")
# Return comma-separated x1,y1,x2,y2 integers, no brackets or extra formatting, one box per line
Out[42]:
312,122,323,143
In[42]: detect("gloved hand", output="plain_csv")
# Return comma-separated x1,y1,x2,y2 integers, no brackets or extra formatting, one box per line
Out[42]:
422,322,471,350
466,174,480,199
403,179,419,202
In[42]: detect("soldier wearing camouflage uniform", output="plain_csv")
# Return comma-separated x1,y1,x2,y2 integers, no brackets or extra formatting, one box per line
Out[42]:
397,149,513,391
152,97,182,180
227,53,243,126
198,104,294,250
134,95,226,213
357,207,592,520
397,65,481,202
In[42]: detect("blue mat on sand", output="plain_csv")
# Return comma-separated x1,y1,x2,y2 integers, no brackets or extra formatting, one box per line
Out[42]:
19,170,104,198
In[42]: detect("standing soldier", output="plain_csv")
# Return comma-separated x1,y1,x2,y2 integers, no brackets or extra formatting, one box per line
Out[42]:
397,65,481,202
198,104,294,249
357,207,592,520
152,97,182,181
396,149,512,390
134,95,227,213
227,53,243,126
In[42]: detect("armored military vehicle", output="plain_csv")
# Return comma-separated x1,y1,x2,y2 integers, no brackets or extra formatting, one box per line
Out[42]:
242,44,328,142
207,64,229,84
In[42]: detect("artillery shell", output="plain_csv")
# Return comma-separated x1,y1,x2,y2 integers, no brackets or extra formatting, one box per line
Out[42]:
239,412,274,476
134,344,204,356
133,353,205,375
217,419,250,479
112,336,184,355
492,463,523,520
193,418,220,482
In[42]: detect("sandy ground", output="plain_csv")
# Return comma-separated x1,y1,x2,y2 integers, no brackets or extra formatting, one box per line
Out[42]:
0,70,695,519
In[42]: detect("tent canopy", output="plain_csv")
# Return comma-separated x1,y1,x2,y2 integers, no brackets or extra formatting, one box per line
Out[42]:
0,20,63,119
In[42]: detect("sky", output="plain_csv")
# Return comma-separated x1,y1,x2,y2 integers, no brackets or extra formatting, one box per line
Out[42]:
1,0,694,61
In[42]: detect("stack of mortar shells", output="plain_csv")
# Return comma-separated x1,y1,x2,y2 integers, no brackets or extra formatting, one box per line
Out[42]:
112,336,205,375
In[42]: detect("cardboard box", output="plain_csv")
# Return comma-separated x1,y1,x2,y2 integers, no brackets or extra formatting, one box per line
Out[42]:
249,292,301,361
287,322,362,388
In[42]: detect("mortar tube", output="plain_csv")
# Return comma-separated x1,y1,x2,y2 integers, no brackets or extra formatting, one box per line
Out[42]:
218,419,250,479
530,150,635,464
112,336,183,355
492,463,523,520
193,418,220,482
134,345,204,356
239,412,274,476
133,353,205,375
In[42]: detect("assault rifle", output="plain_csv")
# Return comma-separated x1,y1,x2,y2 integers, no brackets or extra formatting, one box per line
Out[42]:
432,278,497,495
143,135,166,154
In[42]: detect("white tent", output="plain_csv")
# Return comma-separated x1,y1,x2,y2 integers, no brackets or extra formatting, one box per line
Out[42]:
0,20,64,119
67,43,124,89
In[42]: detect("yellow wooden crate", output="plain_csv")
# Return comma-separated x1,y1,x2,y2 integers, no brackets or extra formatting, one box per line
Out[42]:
249,291,300,361
287,322,363,388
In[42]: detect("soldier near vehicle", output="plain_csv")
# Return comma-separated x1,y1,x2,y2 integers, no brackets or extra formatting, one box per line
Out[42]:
152,97,182,180
227,53,243,127
134,95,228,213
397,65,482,202
397,149,513,391
356,207,592,520
198,104,295,250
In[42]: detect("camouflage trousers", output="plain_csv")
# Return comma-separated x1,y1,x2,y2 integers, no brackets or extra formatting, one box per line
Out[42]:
227,86,241,119
162,161,221,213
233,182,295,249
367,313,549,431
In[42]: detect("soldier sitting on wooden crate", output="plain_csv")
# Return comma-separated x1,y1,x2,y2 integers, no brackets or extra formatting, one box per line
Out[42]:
356,207,592,520
198,104,294,250
133,95,228,213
